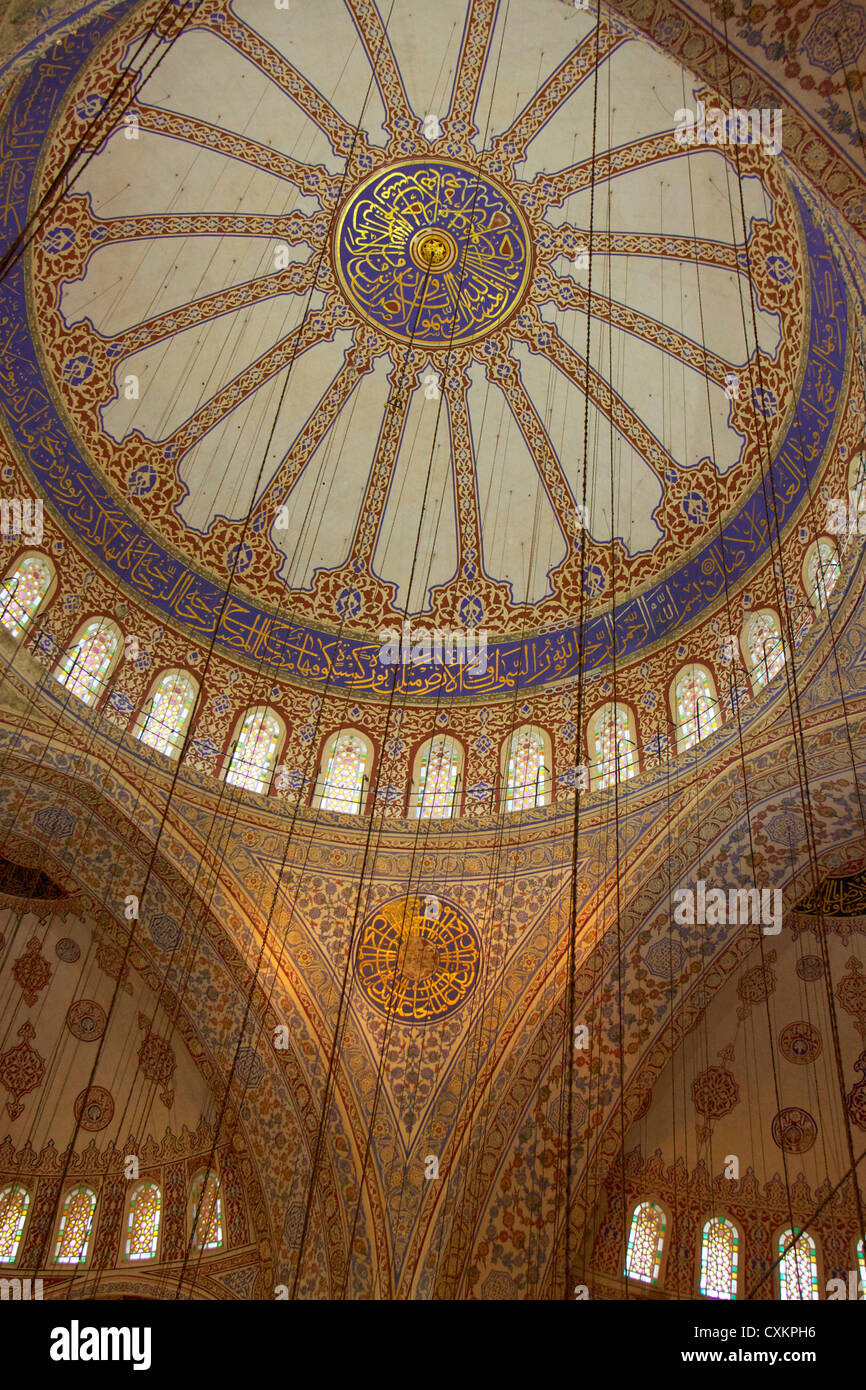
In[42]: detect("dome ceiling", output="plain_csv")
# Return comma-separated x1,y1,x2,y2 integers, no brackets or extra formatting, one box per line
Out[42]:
2,0,850,694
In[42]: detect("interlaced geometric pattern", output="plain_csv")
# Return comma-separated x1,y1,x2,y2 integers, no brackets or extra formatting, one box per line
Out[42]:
191,1173,223,1251
676,669,721,750
808,542,841,610
125,1181,161,1261
0,1184,29,1263
138,671,195,756
594,706,637,789
0,557,51,637
53,1186,96,1264
225,708,281,794
417,737,460,818
505,729,547,811
699,1217,738,1299
624,1200,665,1283
748,613,785,687
319,732,367,813
778,1228,818,1300
54,620,118,704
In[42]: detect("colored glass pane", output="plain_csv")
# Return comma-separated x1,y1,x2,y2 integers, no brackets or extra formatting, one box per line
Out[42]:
748,613,785,687
0,1184,29,1263
700,1217,738,1299
676,670,720,750
53,1187,96,1264
594,707,637,789
505,729,547,811
417,738,459,818
0,557,51,637
225,709,280,794
778,1229,818,1300
624,1200,664,1284
138,672,195,756
808,543,840,610
55,620,118,705
857,1237,865,1290
191,1174,223,1251
125,1182,161,1261
320,732,367,813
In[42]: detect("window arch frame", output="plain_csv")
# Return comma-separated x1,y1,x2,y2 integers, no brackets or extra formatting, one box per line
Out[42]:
588,702,639,791
222,704,286,795
623,1198,667,1287
671,664,723,754
123,1179,162,1263
134,666,199,759
741,609,786,692
698,1213,740,1300
500,724,553,813
53,615,123,707
312,727,374,815
0,549,56,639
188,1169,224,1254
802,537,842,614
776,1225,820,1301
409,734,464,819
0,1182,31,1265
53,1184,98,1268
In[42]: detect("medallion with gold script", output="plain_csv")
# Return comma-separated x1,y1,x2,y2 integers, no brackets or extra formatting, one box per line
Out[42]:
334,161,531,347
355,893,481,1022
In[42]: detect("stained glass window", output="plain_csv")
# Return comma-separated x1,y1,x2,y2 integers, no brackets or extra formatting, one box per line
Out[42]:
125,1182,161,1261
778,1228,818,1300
807,542,841,611
191,1172,223,1251
53,1186,96,1264
747,612,785,688
624,1200,665,1284
55,619,119,705
857,1237,865,1292
676,669,721,750
504,727,548,811
138,671,196,757
319,731,368,814
225,707,282,794
700,1217,739,1299
416,737,460,818
0,556,52,637
0,1184,29,1263
593,705,637,790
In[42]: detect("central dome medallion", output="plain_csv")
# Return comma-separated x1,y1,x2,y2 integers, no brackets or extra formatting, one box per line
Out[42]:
334,160,532,347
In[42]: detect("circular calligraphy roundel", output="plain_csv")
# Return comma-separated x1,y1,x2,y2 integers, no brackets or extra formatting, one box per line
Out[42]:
334,161,532,347
355,894,481,1023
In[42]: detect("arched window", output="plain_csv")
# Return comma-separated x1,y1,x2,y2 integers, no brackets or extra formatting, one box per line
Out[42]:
53,1186,97,1265
54,617,121,705
0,1183,30,1263
673,666,721,751
591,704,638,790
0,553,54,637
503,726,551,811
778,1228,818,1300
315,729,371,814
190,1172,223,1252
856,1236,865,1291
412,736,462,818
136,670,197,758
125,1181,161,1261
224,706,284,794
624,1200,665,1284
804,539,841,612
700,1216,739,1299
743,610,785,689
